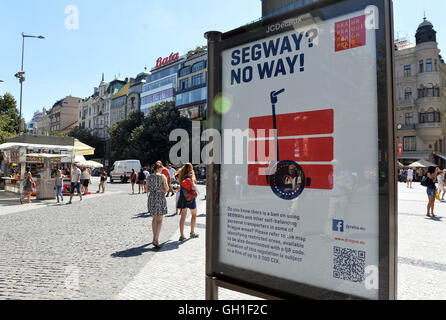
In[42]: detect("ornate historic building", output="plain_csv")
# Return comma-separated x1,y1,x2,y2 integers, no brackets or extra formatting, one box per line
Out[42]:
395,18,446,166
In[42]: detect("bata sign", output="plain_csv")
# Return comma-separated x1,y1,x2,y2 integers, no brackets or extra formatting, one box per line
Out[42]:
155,52,179,68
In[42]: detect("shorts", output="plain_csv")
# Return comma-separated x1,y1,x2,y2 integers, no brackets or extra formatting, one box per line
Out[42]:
131,179,137,184
137,180,144,185
427,188,436,197
83,180,89,187
177,191,197,210
70,182,81,195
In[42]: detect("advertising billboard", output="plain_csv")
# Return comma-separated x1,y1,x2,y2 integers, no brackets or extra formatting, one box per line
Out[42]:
206,0,396,300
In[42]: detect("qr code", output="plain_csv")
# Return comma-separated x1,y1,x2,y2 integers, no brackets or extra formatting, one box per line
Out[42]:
333,247,365,283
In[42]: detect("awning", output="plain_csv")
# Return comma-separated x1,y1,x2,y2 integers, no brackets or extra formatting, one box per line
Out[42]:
434,153,446,161
74,140,95,156
0,142,90,152
25,154,65,158
398,152,431,160
408,159,437,168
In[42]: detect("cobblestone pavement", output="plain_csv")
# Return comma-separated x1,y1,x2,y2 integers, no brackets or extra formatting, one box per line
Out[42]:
0,178,255,300
397,182,446,300
1,178,443,300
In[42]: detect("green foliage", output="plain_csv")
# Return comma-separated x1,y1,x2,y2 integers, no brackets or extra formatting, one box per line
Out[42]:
109,101,191,166
187,45,207,57
0,93,19,144
68,126,106,159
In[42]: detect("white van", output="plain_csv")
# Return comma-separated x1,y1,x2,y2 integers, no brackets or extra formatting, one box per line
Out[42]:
110,160,142,183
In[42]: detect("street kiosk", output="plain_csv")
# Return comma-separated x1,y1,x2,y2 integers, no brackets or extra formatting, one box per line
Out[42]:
205,0,397,300
0,136,94,199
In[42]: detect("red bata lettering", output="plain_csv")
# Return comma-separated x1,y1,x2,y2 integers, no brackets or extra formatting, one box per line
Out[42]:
155,52,179,68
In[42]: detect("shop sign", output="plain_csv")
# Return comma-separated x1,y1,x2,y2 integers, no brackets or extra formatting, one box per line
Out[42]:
155,52,180,69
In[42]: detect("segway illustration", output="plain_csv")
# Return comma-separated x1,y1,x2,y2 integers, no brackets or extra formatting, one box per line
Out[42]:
266,89,312,200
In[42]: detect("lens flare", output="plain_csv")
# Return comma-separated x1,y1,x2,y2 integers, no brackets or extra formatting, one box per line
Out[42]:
214,94,232,114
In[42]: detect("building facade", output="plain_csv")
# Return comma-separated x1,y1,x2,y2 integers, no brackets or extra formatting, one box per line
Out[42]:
46,96,81,135
34,108,50,136
140,52,185,115
27,110,44,134
79,75,127,140
395,19,446,166
176,50,208,124
110,80,132,126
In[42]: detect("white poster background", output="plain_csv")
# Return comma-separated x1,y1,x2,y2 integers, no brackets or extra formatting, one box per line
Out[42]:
219,10,379,299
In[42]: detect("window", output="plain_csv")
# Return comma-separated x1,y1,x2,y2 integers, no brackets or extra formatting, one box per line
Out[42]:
426,59,433,72
403,136,416,152
192,74,203,87
404,65,411,77
143,75,176,93
176,87,207,107
180,78,189,90
404,87,412,100
419,111,441,123
426,83,434,97
179,66,191,77
405,113,413,125
191,61,205,73
419,60,424,73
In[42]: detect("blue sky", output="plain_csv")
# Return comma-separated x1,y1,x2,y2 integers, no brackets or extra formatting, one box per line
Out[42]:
0,0,445,122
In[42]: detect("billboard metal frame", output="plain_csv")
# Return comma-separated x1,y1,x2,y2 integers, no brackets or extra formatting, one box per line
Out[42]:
205,0,397,300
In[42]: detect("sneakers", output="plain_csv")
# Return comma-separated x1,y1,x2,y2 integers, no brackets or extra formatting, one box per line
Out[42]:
179,236,186,242
190,233,199,239
67,201,72,205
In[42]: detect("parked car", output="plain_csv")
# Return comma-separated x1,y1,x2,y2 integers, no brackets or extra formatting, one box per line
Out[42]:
109,160,142,183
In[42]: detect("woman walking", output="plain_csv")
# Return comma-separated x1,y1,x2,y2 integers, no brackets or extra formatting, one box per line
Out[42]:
20,167,35,204
54,169,65,203
130,168,137,194
147,162,169,249
425,166,440,217
177,163,199,242
137,168,146,194
97,169,106,193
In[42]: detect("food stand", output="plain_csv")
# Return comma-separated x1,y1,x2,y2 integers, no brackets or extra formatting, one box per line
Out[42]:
0,135,94,200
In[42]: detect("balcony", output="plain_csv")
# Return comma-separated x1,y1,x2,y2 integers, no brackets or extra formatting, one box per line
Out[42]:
397,98,415,106
397,124,416,131
417,122,443,142
418,96,442,104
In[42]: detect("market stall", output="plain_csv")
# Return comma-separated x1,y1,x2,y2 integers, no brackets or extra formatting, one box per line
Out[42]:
0,136,94,200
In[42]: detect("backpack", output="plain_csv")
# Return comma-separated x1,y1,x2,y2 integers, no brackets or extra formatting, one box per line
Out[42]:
181,177,197,201
421,175,428,187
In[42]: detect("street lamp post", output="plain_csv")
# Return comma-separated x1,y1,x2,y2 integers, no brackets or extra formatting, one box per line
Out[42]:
15,33,45,133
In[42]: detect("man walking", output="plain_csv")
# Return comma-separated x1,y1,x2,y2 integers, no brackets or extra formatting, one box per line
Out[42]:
143,167,150,194
67,163,83,204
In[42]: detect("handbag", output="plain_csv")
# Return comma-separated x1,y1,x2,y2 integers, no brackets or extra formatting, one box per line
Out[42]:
436,189,441,201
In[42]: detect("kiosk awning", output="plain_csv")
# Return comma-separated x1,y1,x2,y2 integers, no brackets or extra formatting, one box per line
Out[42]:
74,140,95,156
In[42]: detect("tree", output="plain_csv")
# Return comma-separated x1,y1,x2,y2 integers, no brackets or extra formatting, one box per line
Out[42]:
109,101,191,166
133,101,191,166
68,126,105,159
108,110,144,163
0,93,20,144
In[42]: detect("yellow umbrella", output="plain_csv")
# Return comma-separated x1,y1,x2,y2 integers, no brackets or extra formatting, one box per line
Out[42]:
74,140,95,156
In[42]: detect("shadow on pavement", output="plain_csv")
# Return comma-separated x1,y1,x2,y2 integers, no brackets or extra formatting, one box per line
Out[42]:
111,243,154,258
132,212,152,219
426,216,443,222
111,239,192,258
